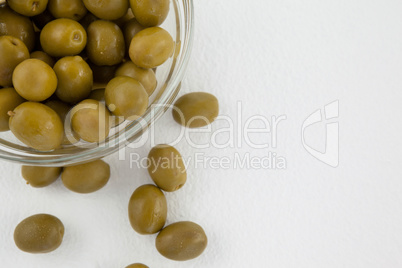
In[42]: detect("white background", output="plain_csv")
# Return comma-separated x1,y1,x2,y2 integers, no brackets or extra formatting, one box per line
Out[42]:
1,0,402,267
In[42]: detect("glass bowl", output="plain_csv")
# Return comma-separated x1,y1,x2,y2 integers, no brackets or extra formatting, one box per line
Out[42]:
0,0,194,166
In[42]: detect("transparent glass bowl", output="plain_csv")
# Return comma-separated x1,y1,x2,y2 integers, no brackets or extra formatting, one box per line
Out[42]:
0,0,194,166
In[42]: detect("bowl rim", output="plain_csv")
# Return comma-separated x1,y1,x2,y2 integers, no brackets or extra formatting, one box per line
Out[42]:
0,0,194,166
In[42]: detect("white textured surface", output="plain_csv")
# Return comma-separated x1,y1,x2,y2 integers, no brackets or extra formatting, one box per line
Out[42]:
1,0,402,267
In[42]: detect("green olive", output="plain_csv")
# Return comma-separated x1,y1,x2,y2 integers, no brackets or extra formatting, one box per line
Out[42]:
14,214,64,254
129,27,174,69
0,87,25,132
12,59,57,101
115,61,157,96
147,144,186,192
7,0,48,17
0,6,36,51
30,51,55,67
126,264,149,268
83,0,128,20
87,20,125,66
61,159,110,193
21,166,62,188
172,92,219,128
48,0,87,21
53,56,93,104
0,35,30,87
130,0,169,27
45,100,79,144
105,76,148,120
9,102,64,151
128,184,167,235
40,18,87,57
71,99,111,143
123,18,145,54
156,221,208,261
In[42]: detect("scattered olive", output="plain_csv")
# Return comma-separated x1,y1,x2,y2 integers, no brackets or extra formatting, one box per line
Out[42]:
105,76,148,120
129,27,174,69
14,214,64,254
115,61,157,96
172,92,219,128
128,184,167,235
130,0,170,27
147,144,187,192
12,59,57,101
0,35,30,87
0,87,25,132
9,102,64,151
40,18,87,57
61,159,110,194
53,56,93,103
21,166,62,188
71,99,111,143
156,221,208,261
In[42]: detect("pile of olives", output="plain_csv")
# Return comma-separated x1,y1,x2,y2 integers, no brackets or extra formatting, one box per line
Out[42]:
0,0,174,151
2,0,221,265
